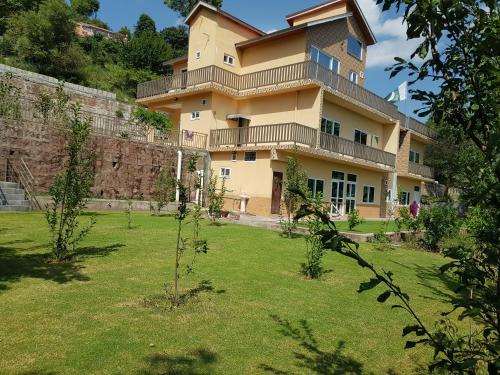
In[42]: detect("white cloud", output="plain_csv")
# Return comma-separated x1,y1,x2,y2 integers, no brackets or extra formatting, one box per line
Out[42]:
357,0,422,68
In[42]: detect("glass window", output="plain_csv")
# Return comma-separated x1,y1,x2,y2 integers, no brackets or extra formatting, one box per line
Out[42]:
308,178,324,198
347,174,357,182
347,34,363,60
223,54,235,65
244,152,256,162
363,186,375,203
321,118,340,136
349,71,358,84
191,111,200,120
332,171,345,180
231,152,237,162
311,46,340,73
399,191,410,206
409,150,421,163
354,129,368,145
220,167,231,177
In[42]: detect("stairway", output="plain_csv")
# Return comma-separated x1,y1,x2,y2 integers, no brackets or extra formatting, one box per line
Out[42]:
0,181,32,212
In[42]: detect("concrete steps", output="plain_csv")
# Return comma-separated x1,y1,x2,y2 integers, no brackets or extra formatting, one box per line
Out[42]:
0,181,31,212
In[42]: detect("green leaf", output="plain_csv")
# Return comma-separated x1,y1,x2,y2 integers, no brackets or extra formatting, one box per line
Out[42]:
377,291,391,303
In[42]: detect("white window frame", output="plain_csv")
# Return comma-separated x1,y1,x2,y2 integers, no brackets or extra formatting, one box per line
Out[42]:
231,152,237,162
307,178,325,198
220,167,231,178
409,150,421,163
362,185,376,204
400,191,410,206
223,54,235,66
190,111,200,121
244,151,257,162
311,45,340,74
347,34,363,60
354,129,368,145
201,99,208,106
321,117,341,136
349,70,359,84
195,51,201,59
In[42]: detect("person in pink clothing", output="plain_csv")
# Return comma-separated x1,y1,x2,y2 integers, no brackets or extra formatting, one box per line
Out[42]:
410,201,419,218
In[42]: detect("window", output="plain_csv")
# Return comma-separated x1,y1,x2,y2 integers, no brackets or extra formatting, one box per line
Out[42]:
231,152,237,162
363,186,376,203
400,191,410,206
321,118,340,136
195,51,201,59
409,150,421,163
244,151,256,162
308,178,324,198
347,34,363,60
346,174,357,213
354,129,368,145
349,71,358,84
332,171,345,180
311,46,340,73
223,54,235,66
385,189,392,202
190,111,200,120
201,99,208,106
220,167,231,177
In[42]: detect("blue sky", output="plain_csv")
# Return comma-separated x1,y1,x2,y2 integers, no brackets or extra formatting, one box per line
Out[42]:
97,0,436,119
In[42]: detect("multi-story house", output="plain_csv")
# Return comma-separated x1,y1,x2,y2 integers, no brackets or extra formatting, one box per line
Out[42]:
136,0,437,218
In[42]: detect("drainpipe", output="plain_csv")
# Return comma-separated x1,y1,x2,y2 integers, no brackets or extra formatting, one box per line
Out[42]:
175,150,182,202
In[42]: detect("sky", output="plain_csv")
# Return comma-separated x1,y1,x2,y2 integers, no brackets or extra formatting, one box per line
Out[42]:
97,0,437,120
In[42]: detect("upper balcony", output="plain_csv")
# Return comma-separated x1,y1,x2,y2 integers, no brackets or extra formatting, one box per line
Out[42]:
408,161,434,180
137,61,401,119
209,123,396,169
397,114,438,140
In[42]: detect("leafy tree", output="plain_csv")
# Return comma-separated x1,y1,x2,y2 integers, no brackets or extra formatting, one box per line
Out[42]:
46,103,96,261
118,26,131,40
164,0,222,18
0,0,44,35
347,209,363,231
3,0,89,79
122,31,172,73
134,14,156,36
292,0,500,372
71,0,99,18
87,18,109,30
281,157,308,238
207,170,226,225
160,26,189,58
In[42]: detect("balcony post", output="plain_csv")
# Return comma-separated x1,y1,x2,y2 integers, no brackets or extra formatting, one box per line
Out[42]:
315,128,321,148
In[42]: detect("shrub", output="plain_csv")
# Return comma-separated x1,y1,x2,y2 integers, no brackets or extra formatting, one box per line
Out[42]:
347,209,363,231
207,170,226,225
132,107,173,131
281,157,308,238
419,206,461,251
0,73,21,119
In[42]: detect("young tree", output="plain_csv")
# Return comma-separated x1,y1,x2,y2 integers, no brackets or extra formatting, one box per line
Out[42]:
164,0,223,18
160,25,189,58
46,104,96,261
122,32,172,73
0,0,44,35
134,14,156,36
281,157,308,238
207,169,226,225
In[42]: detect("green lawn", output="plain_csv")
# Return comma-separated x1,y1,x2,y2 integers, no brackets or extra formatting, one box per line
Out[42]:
0,212,458,375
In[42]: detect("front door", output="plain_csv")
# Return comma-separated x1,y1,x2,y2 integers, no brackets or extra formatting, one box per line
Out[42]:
237,118,250,146
271,172,283,215
414,186,421,204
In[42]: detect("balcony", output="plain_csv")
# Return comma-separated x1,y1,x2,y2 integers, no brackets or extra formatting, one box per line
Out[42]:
210,123,396,168
397,114,438,140
137,61,399,119
408,161,434,179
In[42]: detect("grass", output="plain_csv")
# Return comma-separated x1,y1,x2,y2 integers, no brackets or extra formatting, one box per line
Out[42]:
0,212,459,375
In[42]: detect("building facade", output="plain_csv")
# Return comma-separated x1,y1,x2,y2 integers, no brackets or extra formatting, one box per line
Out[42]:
136,0,437,218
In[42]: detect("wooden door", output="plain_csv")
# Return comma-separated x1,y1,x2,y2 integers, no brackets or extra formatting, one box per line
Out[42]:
271,172,283,215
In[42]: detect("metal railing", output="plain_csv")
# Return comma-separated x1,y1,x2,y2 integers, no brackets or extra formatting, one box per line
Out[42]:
6,158,42,210
210,123,396,167
137,61,399,118
210,123,317,148
1,95,208,150
409,161,434,179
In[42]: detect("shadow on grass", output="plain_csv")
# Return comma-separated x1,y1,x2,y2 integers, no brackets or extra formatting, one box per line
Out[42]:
390,260,459,303
18,371,59,375
136,349,218,375
0,242,124,292
77,243,125,258
260,315,373,375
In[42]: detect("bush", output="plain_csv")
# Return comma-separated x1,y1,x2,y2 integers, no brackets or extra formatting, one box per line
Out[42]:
347,209,363,231
396,206,421,233
419,206,461,251
132,107,173,131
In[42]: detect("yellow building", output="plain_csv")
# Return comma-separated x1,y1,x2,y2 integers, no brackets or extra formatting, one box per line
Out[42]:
136,0,437,218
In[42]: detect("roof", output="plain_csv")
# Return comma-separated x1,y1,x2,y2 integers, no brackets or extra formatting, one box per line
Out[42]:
236,13,358,49
77,22,119,36
286,0,376,45
162,55,188,67
184,1,266,37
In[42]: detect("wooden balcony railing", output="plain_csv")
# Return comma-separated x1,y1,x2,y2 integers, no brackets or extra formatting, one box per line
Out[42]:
210,123,396,168
397,113,438,139
210,123,317,148
137,61,399,118
408,161,434,179
320,132,396,167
